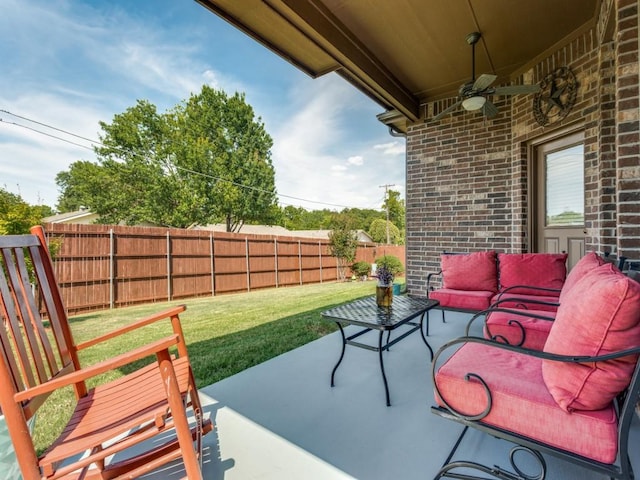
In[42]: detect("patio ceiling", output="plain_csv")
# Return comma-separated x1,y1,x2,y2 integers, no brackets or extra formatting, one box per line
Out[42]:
196,0,600,132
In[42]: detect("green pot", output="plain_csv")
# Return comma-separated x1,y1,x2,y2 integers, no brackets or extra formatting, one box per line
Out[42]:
0,414,35,480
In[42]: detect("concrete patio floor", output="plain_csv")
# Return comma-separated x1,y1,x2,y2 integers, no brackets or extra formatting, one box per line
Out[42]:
143,309,640,479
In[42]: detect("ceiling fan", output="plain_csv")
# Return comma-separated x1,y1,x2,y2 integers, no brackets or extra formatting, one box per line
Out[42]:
431,32,541,122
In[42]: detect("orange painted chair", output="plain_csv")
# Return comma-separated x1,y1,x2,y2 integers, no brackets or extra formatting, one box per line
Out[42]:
0,226,212,479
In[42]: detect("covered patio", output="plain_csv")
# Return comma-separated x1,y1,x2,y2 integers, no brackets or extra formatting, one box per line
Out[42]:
142,310,640,479
176,2,639,477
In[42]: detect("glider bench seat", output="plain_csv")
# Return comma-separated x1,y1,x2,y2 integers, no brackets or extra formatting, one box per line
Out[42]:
427,251,567,315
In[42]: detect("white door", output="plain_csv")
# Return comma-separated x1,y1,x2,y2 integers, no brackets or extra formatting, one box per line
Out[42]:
535,131,585,270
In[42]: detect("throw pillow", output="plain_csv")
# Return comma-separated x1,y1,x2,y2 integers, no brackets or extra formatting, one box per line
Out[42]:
542,263,640,411
498,253,567,295
441,251,497,292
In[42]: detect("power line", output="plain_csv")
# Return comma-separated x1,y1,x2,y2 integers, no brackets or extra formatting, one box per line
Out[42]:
0,110,361,210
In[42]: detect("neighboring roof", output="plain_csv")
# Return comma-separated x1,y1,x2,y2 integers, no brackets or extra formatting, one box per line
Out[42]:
192,225,375,243
196,0,600,132
193,224,293,236
43,209,160,227
43,209,99,224
293,229,374,243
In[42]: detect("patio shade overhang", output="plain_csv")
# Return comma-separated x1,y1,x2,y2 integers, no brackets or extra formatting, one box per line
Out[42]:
195,0,601,133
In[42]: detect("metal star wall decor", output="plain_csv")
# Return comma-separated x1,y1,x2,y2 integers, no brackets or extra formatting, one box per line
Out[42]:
533,66,578,127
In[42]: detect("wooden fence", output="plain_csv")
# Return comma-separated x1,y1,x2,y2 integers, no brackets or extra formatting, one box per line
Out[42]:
43,223,405,314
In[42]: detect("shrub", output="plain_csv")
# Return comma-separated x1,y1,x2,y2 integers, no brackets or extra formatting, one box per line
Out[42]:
375,255,404,277
350,261,371,278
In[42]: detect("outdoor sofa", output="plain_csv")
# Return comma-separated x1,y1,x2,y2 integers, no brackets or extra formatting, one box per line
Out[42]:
427,251,568,315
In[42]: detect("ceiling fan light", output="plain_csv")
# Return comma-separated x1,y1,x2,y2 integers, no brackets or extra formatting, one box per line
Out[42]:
462,96,486,111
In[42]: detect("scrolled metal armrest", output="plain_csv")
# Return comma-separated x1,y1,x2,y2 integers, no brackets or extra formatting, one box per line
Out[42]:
493,285,561,307
426,270,443,293
465,306,555,346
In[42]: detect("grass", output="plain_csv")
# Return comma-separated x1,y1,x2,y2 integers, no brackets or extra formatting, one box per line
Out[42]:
33,280,376,453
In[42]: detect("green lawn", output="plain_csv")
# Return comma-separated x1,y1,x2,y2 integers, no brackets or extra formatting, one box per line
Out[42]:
34,280,375,453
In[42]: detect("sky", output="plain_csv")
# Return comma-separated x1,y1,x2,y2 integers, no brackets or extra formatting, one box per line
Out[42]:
0,0,406,214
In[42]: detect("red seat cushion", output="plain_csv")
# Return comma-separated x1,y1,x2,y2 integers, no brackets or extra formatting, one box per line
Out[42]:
435,343,619,463
485,309,554,350
542,263,640,411
430,289,494,311
498,253,567,295
559,251,605,304
441,251,498,292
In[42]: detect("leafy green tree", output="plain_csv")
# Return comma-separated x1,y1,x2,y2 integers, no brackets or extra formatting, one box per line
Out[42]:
382,189,405,231
328,213,359,281
56,86,276,231
368,218,401,244
0,188,53,234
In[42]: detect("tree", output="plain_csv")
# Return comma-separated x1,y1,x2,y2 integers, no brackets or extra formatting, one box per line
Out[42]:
368,218,401,245
56,86,277,231
328,213,359,281
0,188,53,235
382,189,405,231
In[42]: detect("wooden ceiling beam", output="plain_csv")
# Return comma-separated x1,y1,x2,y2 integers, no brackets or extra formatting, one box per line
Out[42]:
264,0,420,121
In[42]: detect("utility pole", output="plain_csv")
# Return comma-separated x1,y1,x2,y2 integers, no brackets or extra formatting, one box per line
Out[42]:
379,183,396,244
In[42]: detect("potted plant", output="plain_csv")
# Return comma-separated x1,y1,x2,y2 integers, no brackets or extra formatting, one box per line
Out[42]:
375,264,394,307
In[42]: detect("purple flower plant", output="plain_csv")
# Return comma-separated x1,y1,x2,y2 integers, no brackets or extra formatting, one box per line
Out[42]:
376,265,394,286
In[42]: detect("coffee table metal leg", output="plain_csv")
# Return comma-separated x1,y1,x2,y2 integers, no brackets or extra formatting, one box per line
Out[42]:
331,322,346,387
420,312,434,361
378,330,391,406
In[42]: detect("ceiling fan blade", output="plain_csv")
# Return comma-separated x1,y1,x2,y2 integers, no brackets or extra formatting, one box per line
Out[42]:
482,100,499,119
472,74,497,91
431,99,463,121
492,84,541,95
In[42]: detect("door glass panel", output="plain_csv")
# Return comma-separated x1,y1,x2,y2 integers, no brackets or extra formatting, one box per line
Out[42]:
546,144,584,226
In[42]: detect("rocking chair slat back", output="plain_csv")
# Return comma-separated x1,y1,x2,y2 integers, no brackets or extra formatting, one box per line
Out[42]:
0,234,80,418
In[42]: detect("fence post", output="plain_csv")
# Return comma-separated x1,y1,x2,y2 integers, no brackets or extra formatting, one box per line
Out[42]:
109,228,114,309
166,231,172,301
274,238,279,288
318,241,323,283
246,237,251,292
298,240,303,285
210,233,215,296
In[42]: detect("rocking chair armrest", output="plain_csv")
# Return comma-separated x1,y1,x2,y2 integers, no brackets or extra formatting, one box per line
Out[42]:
14,334,181,402
76,305,187,351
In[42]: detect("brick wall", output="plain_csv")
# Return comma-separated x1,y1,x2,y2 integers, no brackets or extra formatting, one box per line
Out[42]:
406,0,639,297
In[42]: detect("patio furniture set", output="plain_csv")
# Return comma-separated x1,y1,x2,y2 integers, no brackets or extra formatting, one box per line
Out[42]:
426,250,640,480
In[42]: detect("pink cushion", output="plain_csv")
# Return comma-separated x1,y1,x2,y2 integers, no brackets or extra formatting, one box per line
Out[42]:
441,251,497,292
498,253,567,295
430,289,494,311
485,309,554,350
491,293,559,312
543,263,640,411
435,343,618,463
559,251,605,303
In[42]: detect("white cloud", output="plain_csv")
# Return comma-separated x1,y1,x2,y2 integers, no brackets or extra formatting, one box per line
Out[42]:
347,155,364,166
374,141,406,155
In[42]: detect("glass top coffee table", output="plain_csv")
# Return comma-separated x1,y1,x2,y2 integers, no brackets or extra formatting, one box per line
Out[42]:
321,295,439,406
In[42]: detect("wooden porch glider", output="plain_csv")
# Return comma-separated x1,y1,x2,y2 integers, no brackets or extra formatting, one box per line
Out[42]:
0,226,212,479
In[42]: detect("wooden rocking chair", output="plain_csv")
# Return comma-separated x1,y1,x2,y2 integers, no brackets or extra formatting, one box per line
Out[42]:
0,226,213,479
